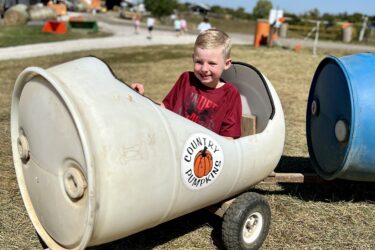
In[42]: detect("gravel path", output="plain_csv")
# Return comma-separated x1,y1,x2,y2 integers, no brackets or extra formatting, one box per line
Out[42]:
0,12,250,61
0,12,374,61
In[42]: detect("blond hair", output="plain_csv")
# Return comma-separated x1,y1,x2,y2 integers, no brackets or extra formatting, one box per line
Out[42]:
194,29,232,59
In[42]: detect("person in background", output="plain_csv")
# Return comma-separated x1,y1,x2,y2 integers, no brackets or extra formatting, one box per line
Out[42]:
131,29,242,139
174,16,181,36
180,17,188,34
197,17,212,33
132,12,141,34
147,16,155,39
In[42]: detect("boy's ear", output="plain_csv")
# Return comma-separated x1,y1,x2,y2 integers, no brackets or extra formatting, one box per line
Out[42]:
224,58,232,70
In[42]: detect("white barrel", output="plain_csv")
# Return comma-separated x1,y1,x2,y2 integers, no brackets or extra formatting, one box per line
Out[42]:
342,26,352,43
11,57,285,249
279,23,288,38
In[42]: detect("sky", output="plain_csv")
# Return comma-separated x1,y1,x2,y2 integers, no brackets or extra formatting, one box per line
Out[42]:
182,0,375,16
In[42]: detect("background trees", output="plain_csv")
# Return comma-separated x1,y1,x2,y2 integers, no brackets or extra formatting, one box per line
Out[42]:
143,0,177,18
252,0,273,19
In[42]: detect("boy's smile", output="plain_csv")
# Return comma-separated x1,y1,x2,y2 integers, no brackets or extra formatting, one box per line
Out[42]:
193,47,231,89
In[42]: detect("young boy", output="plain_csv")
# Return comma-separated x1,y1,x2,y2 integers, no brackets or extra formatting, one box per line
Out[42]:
132,29,242,139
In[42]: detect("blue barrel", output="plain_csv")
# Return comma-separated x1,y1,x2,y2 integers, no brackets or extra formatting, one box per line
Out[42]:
306,53,375,181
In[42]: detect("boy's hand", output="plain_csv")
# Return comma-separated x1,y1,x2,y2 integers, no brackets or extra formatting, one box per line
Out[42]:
131,83,145,95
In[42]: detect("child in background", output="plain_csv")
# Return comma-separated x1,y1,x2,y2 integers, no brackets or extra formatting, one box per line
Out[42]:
174,17,181,36
132,12,141,34
146,16,155,39
180,17,188,34
132,29,242,139
197,17,212,33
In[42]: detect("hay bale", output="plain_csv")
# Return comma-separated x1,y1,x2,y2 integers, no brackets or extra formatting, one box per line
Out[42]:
4,4,29,26
120,9,135,19
28,6,57,21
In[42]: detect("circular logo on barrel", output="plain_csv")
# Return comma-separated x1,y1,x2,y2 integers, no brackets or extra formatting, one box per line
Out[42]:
181,133,224,190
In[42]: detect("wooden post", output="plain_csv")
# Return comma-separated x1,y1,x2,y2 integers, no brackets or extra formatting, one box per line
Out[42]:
241,115,257,137
261,172,326,184
313,21,320,56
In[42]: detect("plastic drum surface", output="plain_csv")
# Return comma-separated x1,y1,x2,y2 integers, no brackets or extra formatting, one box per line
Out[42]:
11,57,285,249
19,76,89,247
306,53,375,181
12,68,94,249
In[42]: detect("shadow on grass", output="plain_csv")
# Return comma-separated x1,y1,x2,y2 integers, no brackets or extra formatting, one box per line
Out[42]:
88,209,225,250
255,155,375,203
63,155,375,250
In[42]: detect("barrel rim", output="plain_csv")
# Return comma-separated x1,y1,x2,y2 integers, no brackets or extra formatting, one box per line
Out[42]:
306,55,355,180
11,66,96,250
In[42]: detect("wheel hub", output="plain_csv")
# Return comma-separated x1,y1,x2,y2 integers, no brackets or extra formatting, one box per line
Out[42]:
242,212,263,244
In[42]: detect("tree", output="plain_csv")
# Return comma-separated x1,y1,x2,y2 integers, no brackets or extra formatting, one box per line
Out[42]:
234,7,247,19
143,0,178,18
252,0,272,19
285,11,301,24
211,5,226,15
348,13,363,23
321,13,336,27
176,2,190,13
305,8,320,20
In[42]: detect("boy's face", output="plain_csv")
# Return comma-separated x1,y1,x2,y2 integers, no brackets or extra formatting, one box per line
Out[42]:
192,46,231,88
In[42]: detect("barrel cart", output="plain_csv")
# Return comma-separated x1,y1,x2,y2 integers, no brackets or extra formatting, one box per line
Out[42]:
11,57,285,250
12,52,375,249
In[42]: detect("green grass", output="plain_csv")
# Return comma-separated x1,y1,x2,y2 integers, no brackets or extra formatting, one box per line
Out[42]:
1,45,375,249
157,12,256,35
0,24,111,47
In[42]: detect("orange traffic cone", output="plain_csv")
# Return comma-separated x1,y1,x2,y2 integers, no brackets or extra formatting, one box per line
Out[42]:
42,20,68,34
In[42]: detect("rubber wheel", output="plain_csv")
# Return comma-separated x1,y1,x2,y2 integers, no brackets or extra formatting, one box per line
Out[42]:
222,192,271,250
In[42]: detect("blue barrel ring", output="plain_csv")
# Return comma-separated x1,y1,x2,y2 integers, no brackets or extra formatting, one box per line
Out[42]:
306,53,375,181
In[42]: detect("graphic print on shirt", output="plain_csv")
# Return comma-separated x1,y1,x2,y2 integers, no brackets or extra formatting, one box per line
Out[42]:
183,92,218,131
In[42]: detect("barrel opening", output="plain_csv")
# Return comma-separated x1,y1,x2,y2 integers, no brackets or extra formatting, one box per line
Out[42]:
221,62,275,135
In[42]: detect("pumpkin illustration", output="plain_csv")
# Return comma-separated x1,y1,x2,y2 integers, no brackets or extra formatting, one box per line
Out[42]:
194,146,213,178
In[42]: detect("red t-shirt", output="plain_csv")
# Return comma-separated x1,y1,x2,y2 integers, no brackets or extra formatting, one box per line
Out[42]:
163,71,242,138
